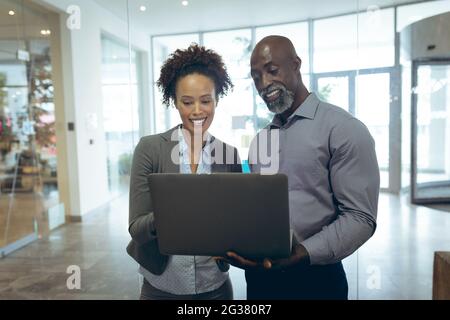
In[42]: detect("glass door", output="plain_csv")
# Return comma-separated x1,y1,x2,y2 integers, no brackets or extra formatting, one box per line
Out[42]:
411,60,450,204
1,0,61,256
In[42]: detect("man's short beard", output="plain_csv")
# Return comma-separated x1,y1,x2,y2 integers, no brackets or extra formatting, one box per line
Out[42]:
263,84,295,114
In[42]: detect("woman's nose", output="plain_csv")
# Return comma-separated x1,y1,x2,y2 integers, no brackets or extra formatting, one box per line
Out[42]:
193,102,201,114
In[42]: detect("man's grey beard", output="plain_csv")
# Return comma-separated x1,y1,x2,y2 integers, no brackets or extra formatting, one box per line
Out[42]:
261,84,295,114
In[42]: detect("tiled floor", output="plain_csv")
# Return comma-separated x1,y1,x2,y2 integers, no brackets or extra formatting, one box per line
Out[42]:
0,192,449,300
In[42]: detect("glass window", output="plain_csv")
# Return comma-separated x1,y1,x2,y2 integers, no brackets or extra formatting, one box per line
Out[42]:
314,8,394,72
209,78,255,158
101,36,141,196
355,72,391,189
203,29,252,80
153,34,200,82
203,29,254,158
317,76,350,111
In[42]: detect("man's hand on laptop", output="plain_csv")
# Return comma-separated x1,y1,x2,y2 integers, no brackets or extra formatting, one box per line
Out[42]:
261,244,310,271
215,244,310,271
214,252,261,270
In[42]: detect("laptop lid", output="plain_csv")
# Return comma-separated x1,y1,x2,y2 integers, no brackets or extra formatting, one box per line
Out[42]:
148,173,291,260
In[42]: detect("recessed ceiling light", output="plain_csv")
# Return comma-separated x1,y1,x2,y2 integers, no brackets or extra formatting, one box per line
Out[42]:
139,5,147,12
8,10,15,16
40,29,51,36
182,0,189,6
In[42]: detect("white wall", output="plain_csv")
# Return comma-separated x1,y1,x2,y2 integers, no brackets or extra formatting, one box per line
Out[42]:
35,0,152,218
401,11,450,61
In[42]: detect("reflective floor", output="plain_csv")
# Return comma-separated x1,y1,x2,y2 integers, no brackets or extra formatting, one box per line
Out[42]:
0,192,449,300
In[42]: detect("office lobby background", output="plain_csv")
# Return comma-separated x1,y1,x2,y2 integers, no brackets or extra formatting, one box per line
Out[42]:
0,0,449,299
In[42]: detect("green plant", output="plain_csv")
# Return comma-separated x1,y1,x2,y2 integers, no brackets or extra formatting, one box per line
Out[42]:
0,73,15,159
0,73,6,110
30,47,56,148
317,83,332,102
118,152,132,175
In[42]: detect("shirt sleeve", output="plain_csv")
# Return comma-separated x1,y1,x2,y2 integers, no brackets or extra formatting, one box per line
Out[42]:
128,137,158,245
300,118,380,265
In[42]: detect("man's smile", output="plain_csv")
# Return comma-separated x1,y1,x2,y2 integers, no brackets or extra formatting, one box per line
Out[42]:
264,89,281,102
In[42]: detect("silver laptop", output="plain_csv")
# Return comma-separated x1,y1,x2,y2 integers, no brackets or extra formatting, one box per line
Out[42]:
147,173,291,260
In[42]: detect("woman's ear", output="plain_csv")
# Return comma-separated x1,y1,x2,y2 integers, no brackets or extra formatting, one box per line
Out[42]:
172,97,179,109
215,97,219,107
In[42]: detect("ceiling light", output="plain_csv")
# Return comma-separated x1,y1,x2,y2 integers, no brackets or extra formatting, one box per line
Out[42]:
40,29,51,36
139,5,147,12
182,0,189,6
8,10,15,16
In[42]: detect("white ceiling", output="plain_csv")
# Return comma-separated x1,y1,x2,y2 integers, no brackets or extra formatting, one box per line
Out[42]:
94,0,424,36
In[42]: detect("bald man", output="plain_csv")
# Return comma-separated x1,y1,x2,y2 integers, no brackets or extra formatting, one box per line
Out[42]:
225,36,380,300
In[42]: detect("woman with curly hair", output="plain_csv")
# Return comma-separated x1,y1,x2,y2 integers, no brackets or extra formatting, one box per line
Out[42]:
127,44,242,300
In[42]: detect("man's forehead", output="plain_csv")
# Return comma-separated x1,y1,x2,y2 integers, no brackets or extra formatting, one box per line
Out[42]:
251,43,275,66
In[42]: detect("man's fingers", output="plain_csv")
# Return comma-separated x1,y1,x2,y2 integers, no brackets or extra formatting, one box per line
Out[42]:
227,252,258,268
271,259,288,270
263,258,272,269
213,256,226,262
273,254,304,270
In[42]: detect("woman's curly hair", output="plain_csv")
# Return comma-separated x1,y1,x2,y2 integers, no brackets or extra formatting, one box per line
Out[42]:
157,43,233,107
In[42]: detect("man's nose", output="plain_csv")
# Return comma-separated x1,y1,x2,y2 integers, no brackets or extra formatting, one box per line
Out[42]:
261,73,272,91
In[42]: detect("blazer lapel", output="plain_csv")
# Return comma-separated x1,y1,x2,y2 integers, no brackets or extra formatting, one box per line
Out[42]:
210,137,229,173
160,126,180,173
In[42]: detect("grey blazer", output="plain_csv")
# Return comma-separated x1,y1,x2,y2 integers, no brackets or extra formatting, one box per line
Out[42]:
126,125,242,275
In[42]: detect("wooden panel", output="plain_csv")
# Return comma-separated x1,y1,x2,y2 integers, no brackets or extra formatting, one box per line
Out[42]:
433,251,450,300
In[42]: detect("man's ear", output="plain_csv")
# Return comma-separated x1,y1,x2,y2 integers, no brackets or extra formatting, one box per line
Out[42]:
293,56,302,72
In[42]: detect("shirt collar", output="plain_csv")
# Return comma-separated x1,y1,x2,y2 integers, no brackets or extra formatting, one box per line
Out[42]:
269,92,320,128
177,126,213,153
